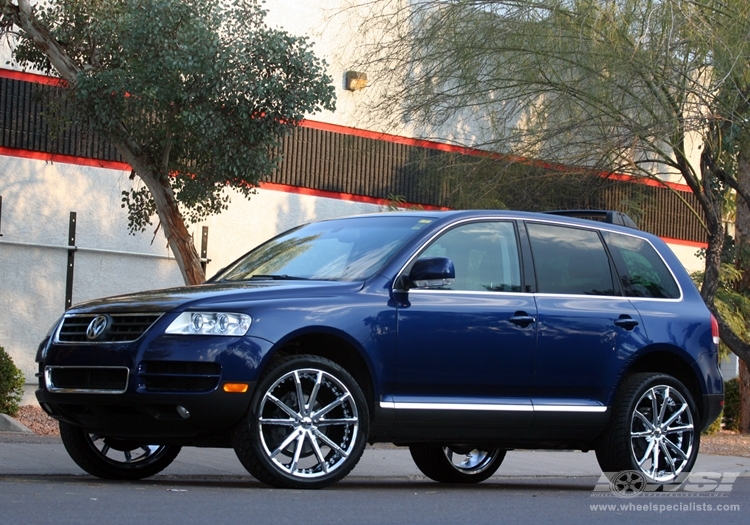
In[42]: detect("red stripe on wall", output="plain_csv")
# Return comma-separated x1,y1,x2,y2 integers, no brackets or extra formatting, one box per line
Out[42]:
0,146,130,171
258,182,449,210
1,67,696,195
0,68,66,87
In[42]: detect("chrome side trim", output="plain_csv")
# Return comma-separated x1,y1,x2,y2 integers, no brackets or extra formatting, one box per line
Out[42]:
380,401,607,413
45,366,129,394
533,405,608,413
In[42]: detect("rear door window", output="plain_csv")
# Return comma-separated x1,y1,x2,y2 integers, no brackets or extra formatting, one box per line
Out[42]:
526,223,615,296
602,232,680,299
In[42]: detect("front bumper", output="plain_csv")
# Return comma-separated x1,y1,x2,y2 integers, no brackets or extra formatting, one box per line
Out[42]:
36,333,273,445
36,385,255,445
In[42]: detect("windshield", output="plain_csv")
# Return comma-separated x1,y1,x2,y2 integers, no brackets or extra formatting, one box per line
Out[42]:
217,215,436,282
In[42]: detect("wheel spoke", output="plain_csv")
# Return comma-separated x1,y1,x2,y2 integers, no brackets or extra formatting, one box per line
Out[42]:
288,431,306,473
659,440,677,474
100,444,111,456
663,438,689,461
312,428,349,458
661,403,688,428
259,417,297,426
635,438,655,467
267,393,302,421
124,450,133,463
308,431,329,474
293,371,306,414
649,390,659,426
634,410,655,430
315,417,358,426
312,393,350,419
656,386,670,424
664,424,693,434
269,429,301,460
306,372,323,414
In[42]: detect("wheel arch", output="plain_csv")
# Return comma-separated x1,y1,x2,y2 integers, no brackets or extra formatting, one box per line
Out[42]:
621,346,705,423
265,330,377,417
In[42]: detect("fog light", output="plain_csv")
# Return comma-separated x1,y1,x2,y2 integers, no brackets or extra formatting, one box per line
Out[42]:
223,383,249,393
176,405,191,419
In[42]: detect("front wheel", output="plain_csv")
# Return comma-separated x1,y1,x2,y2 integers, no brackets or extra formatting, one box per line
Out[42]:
59,421,181,480
409,444,506,483
233,355,369,489
595,373,700,484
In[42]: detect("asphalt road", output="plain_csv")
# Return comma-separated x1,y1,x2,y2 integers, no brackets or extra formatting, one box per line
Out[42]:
2,436,749,525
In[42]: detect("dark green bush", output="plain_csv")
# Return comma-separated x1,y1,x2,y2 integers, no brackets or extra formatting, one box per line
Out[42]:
0,346,25,417
723,377,740,432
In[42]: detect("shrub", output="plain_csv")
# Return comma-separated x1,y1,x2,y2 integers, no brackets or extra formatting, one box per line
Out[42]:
723,377,741,432
0,346,25,417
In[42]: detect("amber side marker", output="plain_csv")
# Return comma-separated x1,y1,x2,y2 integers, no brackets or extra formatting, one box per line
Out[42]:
223,383,249,393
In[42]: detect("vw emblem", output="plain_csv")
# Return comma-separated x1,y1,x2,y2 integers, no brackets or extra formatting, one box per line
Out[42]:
86,315,110,341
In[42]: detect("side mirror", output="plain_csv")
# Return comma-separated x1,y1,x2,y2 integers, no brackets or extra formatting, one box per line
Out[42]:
409,257,455,289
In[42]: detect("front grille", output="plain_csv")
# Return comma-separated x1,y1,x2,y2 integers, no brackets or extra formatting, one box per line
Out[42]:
139,361,222,392
57,313,162,343
46,366,129,393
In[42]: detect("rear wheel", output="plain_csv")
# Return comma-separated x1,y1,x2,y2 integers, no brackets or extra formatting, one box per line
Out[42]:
233,355,369,489
59,421,181,480
409,444,505,483
595,373,699,484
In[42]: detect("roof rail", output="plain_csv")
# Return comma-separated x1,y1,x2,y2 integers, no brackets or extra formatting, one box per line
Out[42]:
543,210,639,229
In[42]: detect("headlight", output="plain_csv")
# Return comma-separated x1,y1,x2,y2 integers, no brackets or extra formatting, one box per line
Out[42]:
165,312,252,336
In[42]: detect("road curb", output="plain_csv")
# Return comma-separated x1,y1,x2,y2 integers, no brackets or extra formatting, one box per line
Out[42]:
0,414,33,433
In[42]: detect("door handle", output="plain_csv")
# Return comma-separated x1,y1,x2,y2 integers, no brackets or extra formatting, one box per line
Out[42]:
614,315,639,330
509,312,536,327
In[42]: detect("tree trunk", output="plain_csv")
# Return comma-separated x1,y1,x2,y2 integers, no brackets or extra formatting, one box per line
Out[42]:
733,149,750,433
740,361,750,433
3,0,206,285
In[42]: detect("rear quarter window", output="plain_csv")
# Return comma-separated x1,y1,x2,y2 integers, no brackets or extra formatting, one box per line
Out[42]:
603,232,680,299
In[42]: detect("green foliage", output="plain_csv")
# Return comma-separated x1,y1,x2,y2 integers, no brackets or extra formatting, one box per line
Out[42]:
692,263,750,360
11,0,336,231
723,377,741,432
0,346,24,417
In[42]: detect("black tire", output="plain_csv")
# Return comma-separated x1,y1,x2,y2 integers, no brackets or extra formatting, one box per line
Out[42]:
232,355,370,489
595,373,700,484
59,421,181,480
409,444,505,483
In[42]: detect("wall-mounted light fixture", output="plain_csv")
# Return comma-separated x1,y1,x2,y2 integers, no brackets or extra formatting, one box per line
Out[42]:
345,71,368,91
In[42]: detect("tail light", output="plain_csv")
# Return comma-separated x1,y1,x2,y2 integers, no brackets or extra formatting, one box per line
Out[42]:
711,314,720,346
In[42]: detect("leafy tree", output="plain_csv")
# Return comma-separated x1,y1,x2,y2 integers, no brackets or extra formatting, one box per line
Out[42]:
0,0,336,285
347,0,750,363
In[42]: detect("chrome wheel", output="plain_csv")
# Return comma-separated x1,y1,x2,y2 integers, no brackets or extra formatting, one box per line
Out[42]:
596,373,699,485
630,385,694,482
410,444,505,483
443,447,500,475
258,368,360,478
59,421,181,480
233,355,369,488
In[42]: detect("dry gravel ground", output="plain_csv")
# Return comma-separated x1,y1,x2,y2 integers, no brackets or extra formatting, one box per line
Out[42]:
9,405,750,457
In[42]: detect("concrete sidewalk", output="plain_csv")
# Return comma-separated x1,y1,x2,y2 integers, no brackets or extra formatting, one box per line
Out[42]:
1,433,749,480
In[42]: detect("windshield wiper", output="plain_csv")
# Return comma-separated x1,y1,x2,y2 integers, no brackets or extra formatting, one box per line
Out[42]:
248,274,309,281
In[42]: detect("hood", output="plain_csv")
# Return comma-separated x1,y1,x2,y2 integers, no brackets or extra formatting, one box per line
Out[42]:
68,280,365,314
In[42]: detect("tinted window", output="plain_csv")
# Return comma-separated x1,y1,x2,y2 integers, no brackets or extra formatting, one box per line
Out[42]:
527,223,615,295
418,221,521,292
603,232,680,299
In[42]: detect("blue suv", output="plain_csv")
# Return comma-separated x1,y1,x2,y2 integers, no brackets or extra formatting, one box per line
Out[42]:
35,210,723,488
